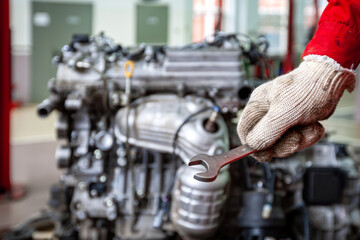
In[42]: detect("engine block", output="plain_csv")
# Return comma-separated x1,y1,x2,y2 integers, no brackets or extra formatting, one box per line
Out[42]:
5,33,360,240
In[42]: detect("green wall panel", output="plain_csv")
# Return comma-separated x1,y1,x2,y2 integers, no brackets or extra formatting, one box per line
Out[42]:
136,4,168,45
31,2,92,102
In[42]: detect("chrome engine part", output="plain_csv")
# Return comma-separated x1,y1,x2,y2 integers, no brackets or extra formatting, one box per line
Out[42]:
115,94,229,163
171,165,230,239
5,33,360,240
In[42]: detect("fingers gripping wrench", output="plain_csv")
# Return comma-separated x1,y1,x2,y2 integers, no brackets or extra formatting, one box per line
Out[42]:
188,144,257,182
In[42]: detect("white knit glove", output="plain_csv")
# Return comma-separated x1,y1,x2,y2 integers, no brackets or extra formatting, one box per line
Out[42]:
237,56,356,162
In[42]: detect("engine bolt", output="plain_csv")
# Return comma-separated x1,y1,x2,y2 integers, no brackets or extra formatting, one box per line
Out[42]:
94,149,102,160
104,198,114,208
90,189,98,197
78,182,87,191
137,188,145,198
77,211,86,220
99,175,107,183
117,148,127,157
74,201,82,210
117,157,127,167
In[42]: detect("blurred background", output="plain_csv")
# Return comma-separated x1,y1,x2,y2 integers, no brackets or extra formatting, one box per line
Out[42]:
10,0,329,104
2,0,360,236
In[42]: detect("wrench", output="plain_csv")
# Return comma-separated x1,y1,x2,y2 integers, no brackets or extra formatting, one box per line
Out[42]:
188,144,257,182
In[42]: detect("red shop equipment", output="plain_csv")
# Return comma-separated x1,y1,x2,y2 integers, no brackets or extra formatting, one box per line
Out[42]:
283,0,295,73
0,0,23,201
0,0,11,197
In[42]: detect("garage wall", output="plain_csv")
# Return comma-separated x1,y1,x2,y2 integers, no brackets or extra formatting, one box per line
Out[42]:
10,0,193,103
11,0,192,49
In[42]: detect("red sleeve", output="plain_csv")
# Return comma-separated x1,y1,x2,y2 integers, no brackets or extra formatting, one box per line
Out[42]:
302,0,360,69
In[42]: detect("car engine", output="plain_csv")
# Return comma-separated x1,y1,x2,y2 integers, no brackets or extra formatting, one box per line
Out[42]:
4,33,360,240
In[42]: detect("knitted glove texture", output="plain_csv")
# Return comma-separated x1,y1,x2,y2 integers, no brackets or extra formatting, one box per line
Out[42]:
237,56,356,162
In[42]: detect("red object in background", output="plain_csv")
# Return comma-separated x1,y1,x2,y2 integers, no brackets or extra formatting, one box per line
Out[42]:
215,0,223,32
283,0,295,73
193,15,205,43
255,59,273,79
302,0,360,69
0,0,11,194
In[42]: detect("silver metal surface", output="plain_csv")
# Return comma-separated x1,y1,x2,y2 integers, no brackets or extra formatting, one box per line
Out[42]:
170,165,230,239
115,94,229,163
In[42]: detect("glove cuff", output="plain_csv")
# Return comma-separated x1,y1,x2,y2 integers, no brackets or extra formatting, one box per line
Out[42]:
303,54,353,71
298,55,356,94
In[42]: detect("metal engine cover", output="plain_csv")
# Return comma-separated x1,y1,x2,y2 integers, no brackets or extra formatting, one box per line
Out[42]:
115,94,230,163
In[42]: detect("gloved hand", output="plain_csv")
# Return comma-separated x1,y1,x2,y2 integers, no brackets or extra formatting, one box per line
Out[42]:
237,56,356,162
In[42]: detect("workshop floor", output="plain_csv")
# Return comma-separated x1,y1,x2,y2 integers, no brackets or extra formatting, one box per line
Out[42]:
0,90,360,231
0,107,59,230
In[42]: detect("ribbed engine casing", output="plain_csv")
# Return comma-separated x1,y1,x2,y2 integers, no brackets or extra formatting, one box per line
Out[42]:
171,165,230,239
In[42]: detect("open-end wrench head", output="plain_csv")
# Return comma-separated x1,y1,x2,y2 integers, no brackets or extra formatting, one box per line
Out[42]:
188,144,257,182
193,170,218,182
188,155,219,182
188,154,212,168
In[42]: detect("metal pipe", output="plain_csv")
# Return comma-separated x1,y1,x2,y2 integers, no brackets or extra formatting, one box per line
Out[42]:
37,95,60,118
204,110,219,133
